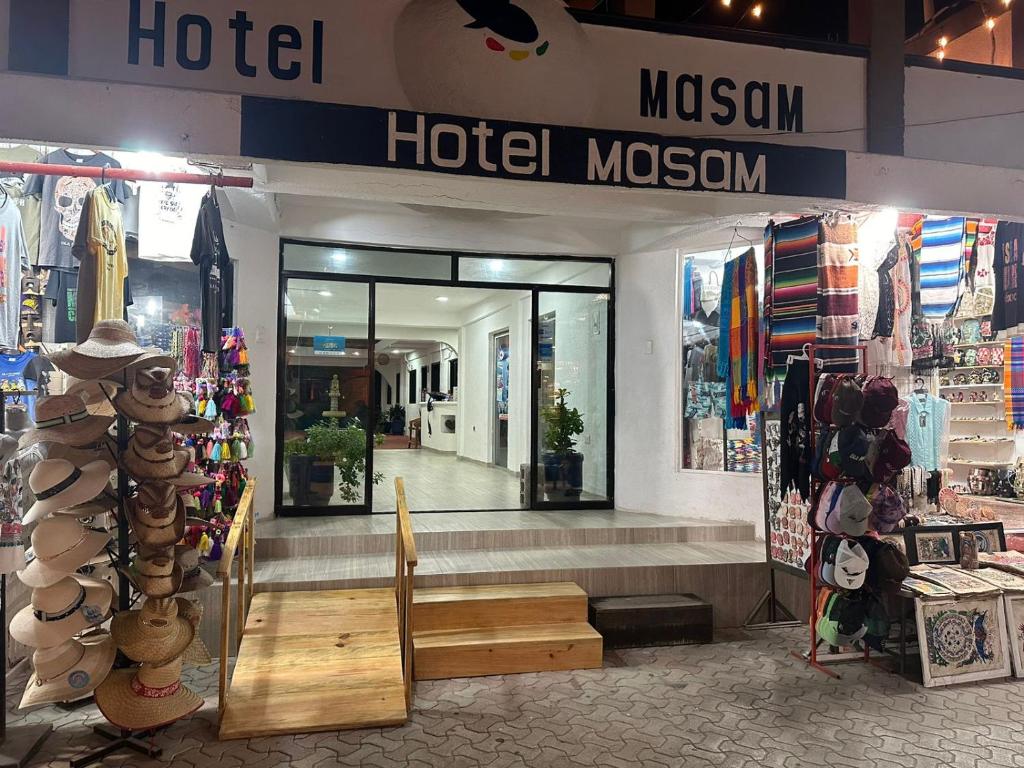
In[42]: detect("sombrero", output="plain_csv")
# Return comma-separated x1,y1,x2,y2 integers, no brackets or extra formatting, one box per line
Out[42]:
10,575,113,649
115,366,190,425
175,545,213,593
129,484,186,549
19,632,116,709
121,425,190,481
65,379,120,419
95,657,203,732
111,597,195,666
23,458,113,526
18,395,114,450
48,321,147,381
19,517,112,589
127,550,183,599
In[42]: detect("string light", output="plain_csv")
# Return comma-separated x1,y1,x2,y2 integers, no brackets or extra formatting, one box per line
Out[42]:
751,3,763,18
1005,0,1013,7
939,36,948,47
721,0,732,6
937,50,946,60
986,17,997,30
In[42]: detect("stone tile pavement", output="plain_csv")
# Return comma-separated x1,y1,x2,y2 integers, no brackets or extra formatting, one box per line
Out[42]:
11,628,1024,767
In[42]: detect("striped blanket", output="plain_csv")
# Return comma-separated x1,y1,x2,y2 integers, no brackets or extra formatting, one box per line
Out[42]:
920,216,965,319
767,217,819,389
817,220,860,371
729,249,759,417
1005,338,1024,429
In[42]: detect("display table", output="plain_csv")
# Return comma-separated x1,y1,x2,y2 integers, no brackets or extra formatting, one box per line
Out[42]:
418,401,457,453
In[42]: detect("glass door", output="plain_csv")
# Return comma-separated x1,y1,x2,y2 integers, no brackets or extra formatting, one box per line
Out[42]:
493,331,510,469
279,278,372,514
534,290,611,507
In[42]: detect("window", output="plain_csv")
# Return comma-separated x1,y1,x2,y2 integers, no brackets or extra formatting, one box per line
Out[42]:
459,257,611,288
449,359,458,390
395,373,401,403
283,243,451,280
408,369,417,404
125,258,203,354
420,366,428,398
430,362,441,392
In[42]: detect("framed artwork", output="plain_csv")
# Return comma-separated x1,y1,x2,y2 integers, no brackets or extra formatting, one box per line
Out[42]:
881,533,908,555
963,523,1006,555
1005,596,1024,679
912,530,958,565
915,597,1012,687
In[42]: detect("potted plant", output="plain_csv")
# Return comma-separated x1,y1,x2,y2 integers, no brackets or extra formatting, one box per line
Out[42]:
540,388,585,500
284,418,384,505
388,404,407,436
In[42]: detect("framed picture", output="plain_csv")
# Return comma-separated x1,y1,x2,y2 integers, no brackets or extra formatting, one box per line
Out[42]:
915,596,1012,687
962,523,1006,556
911,530,957,565
1005,596,1024,679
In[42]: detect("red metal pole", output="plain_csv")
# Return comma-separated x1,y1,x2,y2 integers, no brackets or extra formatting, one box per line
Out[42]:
0,161,254,188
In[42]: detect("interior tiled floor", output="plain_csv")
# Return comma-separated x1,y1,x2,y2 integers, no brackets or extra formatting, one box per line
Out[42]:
16,627,1024,767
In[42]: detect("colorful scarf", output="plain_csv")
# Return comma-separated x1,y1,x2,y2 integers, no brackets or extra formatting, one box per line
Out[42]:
1005,338,1024,429
817,219,860,371
761,224,774,406
919,216,965,319
729,249,759,417
767,217,819,389
718,258,735,383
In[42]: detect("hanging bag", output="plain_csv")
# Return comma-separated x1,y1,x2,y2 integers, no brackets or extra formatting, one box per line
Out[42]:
700,270,722,317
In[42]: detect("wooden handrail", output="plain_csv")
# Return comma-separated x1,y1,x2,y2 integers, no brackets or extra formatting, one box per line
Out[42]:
393,477,415,713
218,479,257,726
394,477,417,566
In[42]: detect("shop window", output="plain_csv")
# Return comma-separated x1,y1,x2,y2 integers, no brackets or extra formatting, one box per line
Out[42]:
458,257,610,288
680,247,763,474
282,242,451,280
125,258,204,354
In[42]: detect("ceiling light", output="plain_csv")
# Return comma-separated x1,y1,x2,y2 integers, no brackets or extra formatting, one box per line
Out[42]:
435,296,449,303
987,17,996,30
939,36,948,47
318,290,332,297
751,3,762,18
721,0,731,5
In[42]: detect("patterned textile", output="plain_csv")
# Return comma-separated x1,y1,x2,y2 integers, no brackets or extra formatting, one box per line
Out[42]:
920,216,965,319
963,218,979,279
762,224,774,407
729,249,759,418
767,217,819,390
972,219,998,317
817,219,860,371
872,239,899,339
994,221,1024,333
717,258,735,408
1005,338,1024,430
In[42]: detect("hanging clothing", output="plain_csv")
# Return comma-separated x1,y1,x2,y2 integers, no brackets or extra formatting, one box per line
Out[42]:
816,219,860,371
717,259,734,385
191,191,234,353
761,224,774,406
891,231,914,366
779,358,811,502
972,219,998,318
993,221,1024,333
919,217,965,319
0,350,38,419
1004,338,1024,430
72,187,131,343
904,393,949,472
767,217,819,390
872,239,899,340
0,198,29,350
42,268,78,344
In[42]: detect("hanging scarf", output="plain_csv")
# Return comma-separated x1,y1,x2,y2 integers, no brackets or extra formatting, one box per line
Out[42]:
1005,338,1024,430
766,216,819,390
717,258,736,407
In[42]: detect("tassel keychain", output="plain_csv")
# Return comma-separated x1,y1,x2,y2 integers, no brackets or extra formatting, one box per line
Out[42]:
210,441,222,462
221,440,232,462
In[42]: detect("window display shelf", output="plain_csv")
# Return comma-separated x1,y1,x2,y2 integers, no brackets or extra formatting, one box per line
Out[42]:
948,401,1002,405
950,417,1005,422
951,341,1004,348
947,459,1013,467
940,384,1002,390
942,366,1002,371
948,438,1014,445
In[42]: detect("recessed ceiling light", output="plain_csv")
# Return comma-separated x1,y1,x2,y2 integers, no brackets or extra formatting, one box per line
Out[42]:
318,290,333,297
435,296,449,303
314,308,321,313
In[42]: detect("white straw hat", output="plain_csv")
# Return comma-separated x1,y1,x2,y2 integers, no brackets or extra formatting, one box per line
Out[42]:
18,395,114,450
10,575,113,649
19,632,116,709
23,458,113,526
18,518,112,589
48,321,147,380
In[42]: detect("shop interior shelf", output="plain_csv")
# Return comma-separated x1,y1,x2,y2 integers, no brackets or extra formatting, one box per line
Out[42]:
948,438,1014,445
950,417,1005,422
947,401,1002,405
942,366,1002,371
940,383,1002,389
947,459,1013,467
951,341,1004,348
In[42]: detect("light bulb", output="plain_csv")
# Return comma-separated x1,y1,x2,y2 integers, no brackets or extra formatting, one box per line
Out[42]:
939,36,948,47
937,50,945,60
752,3,763,18
987,17,996,30
721,0,731,6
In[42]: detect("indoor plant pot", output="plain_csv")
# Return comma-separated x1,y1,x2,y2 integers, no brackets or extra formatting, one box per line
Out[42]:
389,405,407,436
286,454,314,507
541,388,585,502
284,418,382,506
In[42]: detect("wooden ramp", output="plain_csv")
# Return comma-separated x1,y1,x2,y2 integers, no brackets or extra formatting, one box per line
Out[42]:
218,589,408,740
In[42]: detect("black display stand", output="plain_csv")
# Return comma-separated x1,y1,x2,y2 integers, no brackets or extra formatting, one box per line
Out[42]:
68,726,162,768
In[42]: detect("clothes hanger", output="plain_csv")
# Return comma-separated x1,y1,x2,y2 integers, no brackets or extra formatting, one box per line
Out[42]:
913,376,928,396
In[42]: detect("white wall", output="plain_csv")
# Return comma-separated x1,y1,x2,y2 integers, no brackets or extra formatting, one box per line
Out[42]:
615,247,765,535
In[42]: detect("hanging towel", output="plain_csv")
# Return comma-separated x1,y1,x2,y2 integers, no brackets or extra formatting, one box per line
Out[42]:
919,216,965,319
817,219,860,371
767,216,819,389
1005,338,1024,429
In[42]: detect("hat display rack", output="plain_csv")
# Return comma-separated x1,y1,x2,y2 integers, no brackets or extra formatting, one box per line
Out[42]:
10,321,218,768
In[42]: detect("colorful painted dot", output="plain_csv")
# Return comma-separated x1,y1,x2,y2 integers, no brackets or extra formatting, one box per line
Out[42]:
509,50,529,61
536,41,550,56
486,37,505,52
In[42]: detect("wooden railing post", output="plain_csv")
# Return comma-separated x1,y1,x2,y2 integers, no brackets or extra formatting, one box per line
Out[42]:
393,477,417,713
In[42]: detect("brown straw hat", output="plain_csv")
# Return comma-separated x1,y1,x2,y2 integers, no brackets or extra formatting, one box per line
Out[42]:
174,597,213,666
95,656,203,732
65,379,120,418
115,366,191,425
10,575,113,649
175,545,214,593
169,414,214,436
48,321,147,380
111,598,196,666
19,632,116,709
52,491,118,520
129,484,186,549
45,437,119,472
127,550,183,599
121,425,190,481
23,458,113,526
18,395,115,450
19,517,112,589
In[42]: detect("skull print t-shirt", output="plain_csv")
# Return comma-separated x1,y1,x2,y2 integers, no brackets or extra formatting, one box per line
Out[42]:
25,149,127,270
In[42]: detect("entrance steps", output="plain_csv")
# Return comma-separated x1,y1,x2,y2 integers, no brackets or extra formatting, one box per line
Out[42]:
412,583,603,680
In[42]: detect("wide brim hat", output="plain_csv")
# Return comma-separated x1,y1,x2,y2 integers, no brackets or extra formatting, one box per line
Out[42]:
10,576,113,649
45,438,118,472
115,389,191,427
129,496,186,549
18,397,115,450
121,442,191,481
126,559,184,599
170,415,214,436
53,491,118,520
165,471,213,490
19,518,112,589
111,603,196,666
65,379,120,419
23,459,113,526
48,351,144,384
19,632,116,709
49,320,148,381
95,658,203,732
175,545,214,593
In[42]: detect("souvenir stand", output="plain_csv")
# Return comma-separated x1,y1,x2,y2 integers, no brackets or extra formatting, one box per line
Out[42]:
0,158,252,768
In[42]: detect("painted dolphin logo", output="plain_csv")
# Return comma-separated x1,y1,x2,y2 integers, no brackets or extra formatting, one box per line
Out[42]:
457,0,539,42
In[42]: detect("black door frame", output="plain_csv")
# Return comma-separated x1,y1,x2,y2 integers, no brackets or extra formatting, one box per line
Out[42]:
275,239,615,516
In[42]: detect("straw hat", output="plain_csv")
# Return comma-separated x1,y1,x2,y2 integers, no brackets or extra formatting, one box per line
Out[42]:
121,425,190,481
48,321,147,380
18,395,115,450
115,366,190,425
19,517,112,589
95,656,203,732
45,437,119,472
164,471,214,490
65,379,120,418
22,458,113,526
10,575,113,649
174,598,213,666
128,550,183,599
169,414,214,436
19,632,116,709
175,545,213,593
52,492,118,520
111,598,195,666
129,484,185,549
